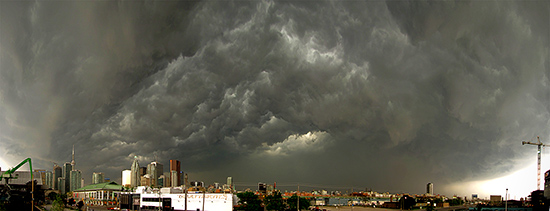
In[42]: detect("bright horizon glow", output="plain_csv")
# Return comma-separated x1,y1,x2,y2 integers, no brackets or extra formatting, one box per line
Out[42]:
445,152,550,200
445,164,534,199
0,158,8,171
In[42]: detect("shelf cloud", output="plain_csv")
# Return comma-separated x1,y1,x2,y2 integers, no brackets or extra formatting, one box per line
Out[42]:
0,0,548,196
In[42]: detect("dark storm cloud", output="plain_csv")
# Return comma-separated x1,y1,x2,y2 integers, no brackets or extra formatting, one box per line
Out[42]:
1,0,548,195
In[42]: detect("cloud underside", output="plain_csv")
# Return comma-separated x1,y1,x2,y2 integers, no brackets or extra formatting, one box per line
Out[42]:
0,0,548,195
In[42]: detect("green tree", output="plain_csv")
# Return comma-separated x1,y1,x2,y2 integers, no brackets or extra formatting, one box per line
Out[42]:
47,192,58,201
264,192,285,211
236,191,263,211
50,195,65,211
448,198,464,206
286,195,309,211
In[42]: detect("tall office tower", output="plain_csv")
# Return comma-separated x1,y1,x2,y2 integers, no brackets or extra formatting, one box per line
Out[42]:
122,170,131,187
171,171,178,187
70,170,82,192
58,177,65,194
81,178,84,189
139,167,147,176
170,160,181,186
130,157,140,188
163,172,171,187
45,171,53,189
92,172,105,184
63,162,72,193
71,144,76,168
184,173,189,187
147,162,163,187
53,165,62,190
227,177,233,189
427,183,434,195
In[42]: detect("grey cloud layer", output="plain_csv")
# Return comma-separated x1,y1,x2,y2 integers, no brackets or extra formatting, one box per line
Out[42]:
0,0,548,195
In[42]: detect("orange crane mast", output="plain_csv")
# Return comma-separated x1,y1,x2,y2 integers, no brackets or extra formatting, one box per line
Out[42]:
522,136,546,190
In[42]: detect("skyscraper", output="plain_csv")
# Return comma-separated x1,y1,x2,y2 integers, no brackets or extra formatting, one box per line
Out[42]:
227,177,233,190
427,183,434,195
184,173,189,187
45,171,53,189
147,161,163,187
92,172,105,184
53,165,62,190
130,157,140,188
70,170,82,192
58,177,65,193
170,171,178,188
163,172,171,187
139,167,147,176
122,170,131,187
63,162,72,193
170,160,181,186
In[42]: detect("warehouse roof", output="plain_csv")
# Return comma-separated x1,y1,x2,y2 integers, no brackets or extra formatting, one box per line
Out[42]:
74,181,124,192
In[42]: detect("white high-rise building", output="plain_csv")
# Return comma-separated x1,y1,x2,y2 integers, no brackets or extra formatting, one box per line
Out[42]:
427,183,434,195
122,170,131,187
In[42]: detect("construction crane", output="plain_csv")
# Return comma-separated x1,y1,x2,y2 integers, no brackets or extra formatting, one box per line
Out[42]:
0,158,34,211
522,136,546,190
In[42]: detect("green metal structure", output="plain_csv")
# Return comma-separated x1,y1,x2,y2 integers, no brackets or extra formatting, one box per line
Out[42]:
0,158,34,211
1,158,33,187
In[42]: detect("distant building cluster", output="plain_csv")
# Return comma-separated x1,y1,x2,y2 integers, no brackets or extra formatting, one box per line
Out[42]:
42,145,84,195
124,157,187,189
122,157,234,193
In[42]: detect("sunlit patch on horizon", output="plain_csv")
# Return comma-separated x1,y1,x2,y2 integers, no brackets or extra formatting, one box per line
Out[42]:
445,162,540,199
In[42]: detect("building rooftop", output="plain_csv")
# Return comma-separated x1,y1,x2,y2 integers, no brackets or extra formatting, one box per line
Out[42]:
74,181,125,192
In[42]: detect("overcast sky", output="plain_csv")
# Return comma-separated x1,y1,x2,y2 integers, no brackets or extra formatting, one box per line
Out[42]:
1,0,549,198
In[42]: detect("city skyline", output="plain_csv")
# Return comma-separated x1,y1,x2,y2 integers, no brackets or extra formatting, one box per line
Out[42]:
1,0,549,199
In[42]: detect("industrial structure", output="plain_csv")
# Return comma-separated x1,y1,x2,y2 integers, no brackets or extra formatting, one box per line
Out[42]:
0,158,38,211
523,136,547,190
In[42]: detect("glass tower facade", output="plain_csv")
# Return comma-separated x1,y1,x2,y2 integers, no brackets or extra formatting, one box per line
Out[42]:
70,170,82,192
92,172,104,184
53,165,62,190
63,162,72,193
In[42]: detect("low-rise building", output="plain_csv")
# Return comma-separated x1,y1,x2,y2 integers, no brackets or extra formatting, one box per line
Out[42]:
72,181,126,206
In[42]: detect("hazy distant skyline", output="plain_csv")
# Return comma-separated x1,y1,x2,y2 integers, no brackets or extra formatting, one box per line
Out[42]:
1,0,549,198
